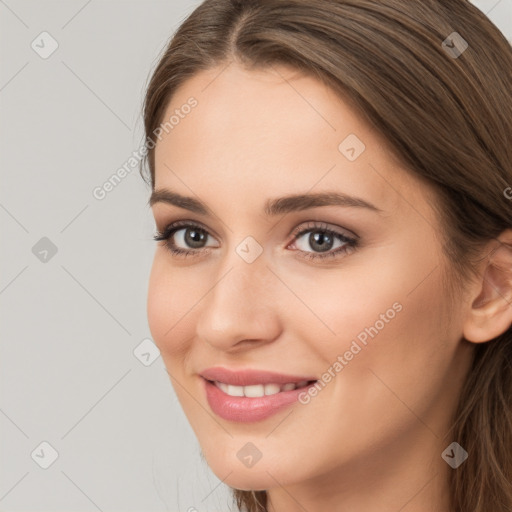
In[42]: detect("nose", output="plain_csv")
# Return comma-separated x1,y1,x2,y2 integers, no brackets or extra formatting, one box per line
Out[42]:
195,254,282,352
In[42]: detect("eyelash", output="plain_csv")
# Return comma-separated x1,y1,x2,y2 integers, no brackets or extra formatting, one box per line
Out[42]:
152,220,359,262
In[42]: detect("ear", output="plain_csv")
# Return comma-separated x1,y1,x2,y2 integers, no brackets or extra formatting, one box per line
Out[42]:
463,229,512,343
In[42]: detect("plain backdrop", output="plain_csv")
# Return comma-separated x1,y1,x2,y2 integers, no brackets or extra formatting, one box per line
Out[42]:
1,1,511,510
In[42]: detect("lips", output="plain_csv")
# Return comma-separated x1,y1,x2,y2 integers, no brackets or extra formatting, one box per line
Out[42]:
200,366,317,386
200,366,318,422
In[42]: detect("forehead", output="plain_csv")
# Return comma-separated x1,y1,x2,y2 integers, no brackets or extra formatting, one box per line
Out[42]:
153,63,432,218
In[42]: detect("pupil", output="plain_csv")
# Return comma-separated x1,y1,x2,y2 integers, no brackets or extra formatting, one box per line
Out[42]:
310,231,333,252
186,228,206,248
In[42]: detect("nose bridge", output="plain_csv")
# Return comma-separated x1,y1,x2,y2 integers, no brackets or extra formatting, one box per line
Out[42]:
195,244,280,349
215,230,275,302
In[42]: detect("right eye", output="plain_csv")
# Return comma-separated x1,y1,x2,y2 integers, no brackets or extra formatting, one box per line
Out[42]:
153,221,219,258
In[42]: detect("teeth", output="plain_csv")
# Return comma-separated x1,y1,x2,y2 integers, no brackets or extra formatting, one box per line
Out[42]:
215,381,306,397
217,382,229,394
264,383,281,395
226,384,244,397
244,385,265,397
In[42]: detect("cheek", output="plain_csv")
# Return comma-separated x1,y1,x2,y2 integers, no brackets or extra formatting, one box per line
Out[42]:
281,259,410,358
335,267,451,419
146,252,199,358
294,243,451,396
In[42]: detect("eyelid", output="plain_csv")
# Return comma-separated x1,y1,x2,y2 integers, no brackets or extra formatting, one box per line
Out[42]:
156,218,221,243
288,220,358,243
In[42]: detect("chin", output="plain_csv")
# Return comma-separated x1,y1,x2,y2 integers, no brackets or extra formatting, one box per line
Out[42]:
200,441,307,491
208,463,278,491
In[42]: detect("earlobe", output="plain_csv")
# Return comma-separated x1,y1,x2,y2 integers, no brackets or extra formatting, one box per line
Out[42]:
463,231,512,344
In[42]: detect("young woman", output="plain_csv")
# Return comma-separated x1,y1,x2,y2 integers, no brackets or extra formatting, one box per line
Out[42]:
140,1,512,510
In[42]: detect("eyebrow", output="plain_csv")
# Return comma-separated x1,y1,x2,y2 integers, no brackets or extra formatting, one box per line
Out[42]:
149,188,383,216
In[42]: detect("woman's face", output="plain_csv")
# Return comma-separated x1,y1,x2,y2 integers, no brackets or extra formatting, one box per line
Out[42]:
147,63,474,494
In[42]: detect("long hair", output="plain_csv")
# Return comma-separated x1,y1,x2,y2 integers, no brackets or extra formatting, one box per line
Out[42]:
140,1,512,510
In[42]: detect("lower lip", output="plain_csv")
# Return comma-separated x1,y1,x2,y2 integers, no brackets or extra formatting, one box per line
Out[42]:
203,378,315,423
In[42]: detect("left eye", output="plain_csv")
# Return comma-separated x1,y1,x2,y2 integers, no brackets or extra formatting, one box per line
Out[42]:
287,221,358,260
292,228,353,253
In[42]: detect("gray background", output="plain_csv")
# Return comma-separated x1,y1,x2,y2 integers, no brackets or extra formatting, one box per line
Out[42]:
1,1,510,511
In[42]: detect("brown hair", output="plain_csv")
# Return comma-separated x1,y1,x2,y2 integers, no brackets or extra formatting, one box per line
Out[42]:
140,1,512,510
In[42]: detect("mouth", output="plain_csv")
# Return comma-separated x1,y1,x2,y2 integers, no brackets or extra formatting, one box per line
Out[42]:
206,379,317,397
200,367,318,422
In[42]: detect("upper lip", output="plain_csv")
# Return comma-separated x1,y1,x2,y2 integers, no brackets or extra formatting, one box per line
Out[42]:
200,367,317,386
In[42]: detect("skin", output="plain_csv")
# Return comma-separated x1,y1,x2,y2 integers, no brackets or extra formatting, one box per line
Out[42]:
146,62,512,511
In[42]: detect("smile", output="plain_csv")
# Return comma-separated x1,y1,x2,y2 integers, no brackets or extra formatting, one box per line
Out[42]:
200,367,318,422
212,380,314,397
